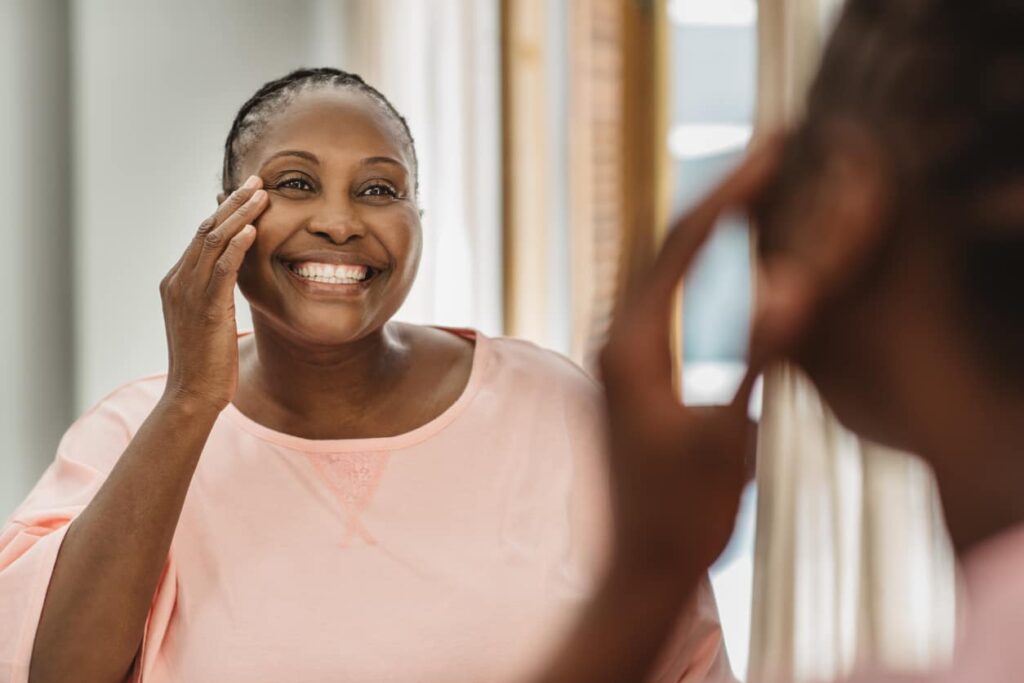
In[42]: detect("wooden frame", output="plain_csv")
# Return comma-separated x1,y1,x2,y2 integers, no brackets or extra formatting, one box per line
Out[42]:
502,0,674,378
500,0,550,341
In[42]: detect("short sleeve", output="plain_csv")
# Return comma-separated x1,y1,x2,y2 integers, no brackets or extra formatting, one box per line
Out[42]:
0,398,132,682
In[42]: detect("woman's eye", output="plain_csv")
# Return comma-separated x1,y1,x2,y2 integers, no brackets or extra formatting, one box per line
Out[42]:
360,183,399,198
277,178,314,192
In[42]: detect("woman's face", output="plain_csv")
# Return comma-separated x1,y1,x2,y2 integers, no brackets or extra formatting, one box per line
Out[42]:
233,89,421,346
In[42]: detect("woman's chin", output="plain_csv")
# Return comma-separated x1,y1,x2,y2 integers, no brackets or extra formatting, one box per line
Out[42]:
251,304,387,348
298,313,386,345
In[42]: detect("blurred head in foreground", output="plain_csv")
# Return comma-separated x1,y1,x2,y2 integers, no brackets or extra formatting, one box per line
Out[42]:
755,0,1024,549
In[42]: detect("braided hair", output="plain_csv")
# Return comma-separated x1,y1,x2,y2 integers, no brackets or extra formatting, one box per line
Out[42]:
766,0,1024,385
221,67,419,195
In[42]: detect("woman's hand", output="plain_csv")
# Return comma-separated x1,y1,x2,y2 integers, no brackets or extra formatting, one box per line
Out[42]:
159,175,268,413
599,139,788,578
532,140,799,683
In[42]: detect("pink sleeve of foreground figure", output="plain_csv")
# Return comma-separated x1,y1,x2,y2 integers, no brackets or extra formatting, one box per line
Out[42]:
760,526,1024,683
0,393,134,683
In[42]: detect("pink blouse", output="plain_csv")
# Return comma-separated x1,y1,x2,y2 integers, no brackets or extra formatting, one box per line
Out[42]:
0,329,733,683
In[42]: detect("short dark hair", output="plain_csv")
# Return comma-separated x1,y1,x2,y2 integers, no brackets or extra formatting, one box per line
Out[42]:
770,0,1024,385
221,67,419,195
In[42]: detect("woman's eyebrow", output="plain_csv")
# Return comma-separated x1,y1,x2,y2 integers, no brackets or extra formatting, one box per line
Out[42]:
361,156,406,171
263,149,320,165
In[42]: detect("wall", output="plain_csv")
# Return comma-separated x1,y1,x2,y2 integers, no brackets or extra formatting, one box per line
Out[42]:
71,0,332,412
0,0,74,517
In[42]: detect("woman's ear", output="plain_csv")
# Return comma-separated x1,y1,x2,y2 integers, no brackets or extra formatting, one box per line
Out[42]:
216,192,227,205
805,121,891,293
749,121,890,365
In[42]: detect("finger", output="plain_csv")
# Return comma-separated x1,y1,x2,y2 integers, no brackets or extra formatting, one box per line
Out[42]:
195,189,267,277
729,363,762,416
742,416,759,482
207,224,257,300
610,136,785,394
646,134,784,306
178,214,219,274
213,175,263,226
180,175,263,273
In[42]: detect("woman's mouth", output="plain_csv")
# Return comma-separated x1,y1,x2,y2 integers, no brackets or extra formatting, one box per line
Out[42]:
284,260,377,285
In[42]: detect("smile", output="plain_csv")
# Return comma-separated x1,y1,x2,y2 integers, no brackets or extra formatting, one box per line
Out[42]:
284,261,376,285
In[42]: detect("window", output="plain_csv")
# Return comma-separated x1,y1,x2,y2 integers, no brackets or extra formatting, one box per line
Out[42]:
668,0,758,676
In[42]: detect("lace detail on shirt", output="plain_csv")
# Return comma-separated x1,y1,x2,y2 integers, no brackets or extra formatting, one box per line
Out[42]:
306,452,390,547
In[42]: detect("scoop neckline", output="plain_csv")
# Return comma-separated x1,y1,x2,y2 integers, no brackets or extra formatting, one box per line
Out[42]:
223,326,488,453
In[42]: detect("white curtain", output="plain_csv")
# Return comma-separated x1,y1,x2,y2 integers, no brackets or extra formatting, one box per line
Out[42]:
747,1,958,681
338,0,504,336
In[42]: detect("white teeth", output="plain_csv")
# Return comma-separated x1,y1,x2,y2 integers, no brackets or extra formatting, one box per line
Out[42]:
289,261,371,284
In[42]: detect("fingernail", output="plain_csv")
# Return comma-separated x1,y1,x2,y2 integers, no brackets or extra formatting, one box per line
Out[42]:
242,175,261,190
249,189,266,203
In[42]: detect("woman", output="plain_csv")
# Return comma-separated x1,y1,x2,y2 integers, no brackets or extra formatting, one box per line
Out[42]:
0,69,731,683
538,1,1024,681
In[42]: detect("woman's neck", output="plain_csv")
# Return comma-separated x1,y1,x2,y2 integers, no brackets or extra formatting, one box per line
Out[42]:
927,394,1024,557
234,318,413,438
898,331,1024,556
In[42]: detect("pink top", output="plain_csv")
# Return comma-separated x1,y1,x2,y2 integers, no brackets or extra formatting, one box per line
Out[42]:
0,329,732,683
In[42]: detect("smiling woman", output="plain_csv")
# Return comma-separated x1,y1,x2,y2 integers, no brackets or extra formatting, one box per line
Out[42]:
0,68,734,683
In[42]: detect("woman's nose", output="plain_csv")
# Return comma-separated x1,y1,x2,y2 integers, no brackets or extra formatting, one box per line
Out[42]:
307,199,367,245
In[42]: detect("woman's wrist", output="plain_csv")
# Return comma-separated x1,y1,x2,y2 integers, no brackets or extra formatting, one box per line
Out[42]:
157,387,225,426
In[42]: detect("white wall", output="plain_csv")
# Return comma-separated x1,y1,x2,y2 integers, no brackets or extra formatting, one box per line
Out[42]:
0,0,74,517
71,0,333,411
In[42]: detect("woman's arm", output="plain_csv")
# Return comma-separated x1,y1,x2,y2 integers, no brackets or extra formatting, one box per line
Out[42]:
28,177,268,683
28,396,218,683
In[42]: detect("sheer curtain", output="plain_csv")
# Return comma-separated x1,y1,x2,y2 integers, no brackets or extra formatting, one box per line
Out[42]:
747,1,957,681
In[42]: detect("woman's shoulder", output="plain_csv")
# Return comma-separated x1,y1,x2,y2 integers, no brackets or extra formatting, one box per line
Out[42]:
81,372,168,428
481,332,602,410
58,373,168,470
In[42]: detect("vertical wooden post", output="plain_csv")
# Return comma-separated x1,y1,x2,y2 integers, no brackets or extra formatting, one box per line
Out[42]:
500,0,551,342
618,0,679,391
502,0,672,377
566,0,672,375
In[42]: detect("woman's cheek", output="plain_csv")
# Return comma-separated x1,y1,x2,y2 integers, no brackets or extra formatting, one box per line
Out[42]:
388,209,423,275
237,214,290,296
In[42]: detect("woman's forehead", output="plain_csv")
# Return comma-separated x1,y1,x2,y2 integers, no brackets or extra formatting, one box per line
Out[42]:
249,89,410,167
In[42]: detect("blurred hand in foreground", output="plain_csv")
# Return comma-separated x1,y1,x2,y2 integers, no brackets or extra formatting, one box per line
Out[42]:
599,135,804,577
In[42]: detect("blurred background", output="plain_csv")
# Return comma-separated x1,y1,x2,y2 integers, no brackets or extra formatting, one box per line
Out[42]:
1,0,759,672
